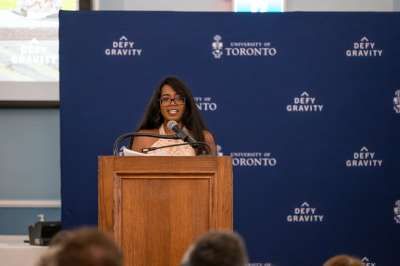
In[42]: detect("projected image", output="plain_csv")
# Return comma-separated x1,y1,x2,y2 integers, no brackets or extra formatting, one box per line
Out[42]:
234,0,285,12
0,0,77,82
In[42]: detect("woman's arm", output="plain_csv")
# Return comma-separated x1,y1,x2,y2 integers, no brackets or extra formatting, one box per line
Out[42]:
203,130,217,155
131,129,158,152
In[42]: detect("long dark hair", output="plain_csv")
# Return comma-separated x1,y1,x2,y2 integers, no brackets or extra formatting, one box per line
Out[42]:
136,76,209,155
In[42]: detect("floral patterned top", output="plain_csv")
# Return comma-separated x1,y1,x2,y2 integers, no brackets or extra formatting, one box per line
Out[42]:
146,125,196,156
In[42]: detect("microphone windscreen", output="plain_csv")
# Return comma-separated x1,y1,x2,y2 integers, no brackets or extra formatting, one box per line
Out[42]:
167,120,178,130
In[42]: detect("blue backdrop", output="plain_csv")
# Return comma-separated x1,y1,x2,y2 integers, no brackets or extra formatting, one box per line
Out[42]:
59,11,400,266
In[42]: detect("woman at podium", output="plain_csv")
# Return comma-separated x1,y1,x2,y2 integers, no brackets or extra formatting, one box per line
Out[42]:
131,76,216,156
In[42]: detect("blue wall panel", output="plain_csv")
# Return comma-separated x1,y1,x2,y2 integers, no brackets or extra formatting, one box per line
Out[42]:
59,11,400,265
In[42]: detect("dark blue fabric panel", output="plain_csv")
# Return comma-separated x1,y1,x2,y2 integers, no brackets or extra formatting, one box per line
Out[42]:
59,11,400,266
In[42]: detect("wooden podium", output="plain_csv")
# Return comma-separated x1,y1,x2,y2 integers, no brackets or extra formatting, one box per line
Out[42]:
98,156,233,266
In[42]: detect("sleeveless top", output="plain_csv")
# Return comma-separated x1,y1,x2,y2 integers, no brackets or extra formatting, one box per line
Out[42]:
146,125,196,156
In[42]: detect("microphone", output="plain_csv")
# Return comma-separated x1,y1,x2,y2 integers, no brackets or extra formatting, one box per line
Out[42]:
167,120,197,146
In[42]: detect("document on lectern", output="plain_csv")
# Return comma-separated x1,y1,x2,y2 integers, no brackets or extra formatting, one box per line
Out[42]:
121,146,152,156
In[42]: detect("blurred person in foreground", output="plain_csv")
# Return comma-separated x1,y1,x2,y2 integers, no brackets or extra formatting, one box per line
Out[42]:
36,227,122,266
181,230,248,266
323,254,363,266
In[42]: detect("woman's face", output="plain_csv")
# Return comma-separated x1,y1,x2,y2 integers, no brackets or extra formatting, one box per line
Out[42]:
159,84,186,123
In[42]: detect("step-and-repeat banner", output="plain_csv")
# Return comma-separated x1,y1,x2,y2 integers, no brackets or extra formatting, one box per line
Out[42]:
59,11,400,266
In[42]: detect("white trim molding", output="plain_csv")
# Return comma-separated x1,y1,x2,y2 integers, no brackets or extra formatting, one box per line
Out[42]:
0,200,61,208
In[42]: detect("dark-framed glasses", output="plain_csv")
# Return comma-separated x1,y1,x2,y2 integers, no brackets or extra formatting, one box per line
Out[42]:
160,95,186,106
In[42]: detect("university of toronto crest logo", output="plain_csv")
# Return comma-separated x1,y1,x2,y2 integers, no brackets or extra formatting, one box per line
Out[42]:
394,90,400,114
212,35,223,59
394,200,400,224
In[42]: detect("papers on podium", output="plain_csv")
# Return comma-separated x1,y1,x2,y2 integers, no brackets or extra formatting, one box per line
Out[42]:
120,146,153,156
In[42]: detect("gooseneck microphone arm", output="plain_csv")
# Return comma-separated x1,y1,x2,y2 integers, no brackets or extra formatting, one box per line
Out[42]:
112,132,180,156
142,141,211,154
165,120,214,155
167,120,197,146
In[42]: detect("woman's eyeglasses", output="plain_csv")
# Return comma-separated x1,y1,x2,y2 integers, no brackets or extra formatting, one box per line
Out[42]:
160,95,186,106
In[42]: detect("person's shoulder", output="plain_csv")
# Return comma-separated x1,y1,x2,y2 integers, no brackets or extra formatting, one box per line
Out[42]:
135,128,159,141
137,128,159,134
131,128,159,151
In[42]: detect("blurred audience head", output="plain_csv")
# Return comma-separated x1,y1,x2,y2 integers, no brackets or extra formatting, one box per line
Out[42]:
36,227,122,266
48,230,75,247
181,230,248,266
323,255,363,266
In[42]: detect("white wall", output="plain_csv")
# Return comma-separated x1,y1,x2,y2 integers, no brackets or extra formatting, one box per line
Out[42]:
94,0,124,10
123,0,232,11
287,0,394,11
394,0,400,10
0,109,60,234
96,0,232,11
96,0,397,12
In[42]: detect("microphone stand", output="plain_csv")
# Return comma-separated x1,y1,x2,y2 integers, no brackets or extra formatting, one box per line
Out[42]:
113,132,180,156
142,141,211,155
